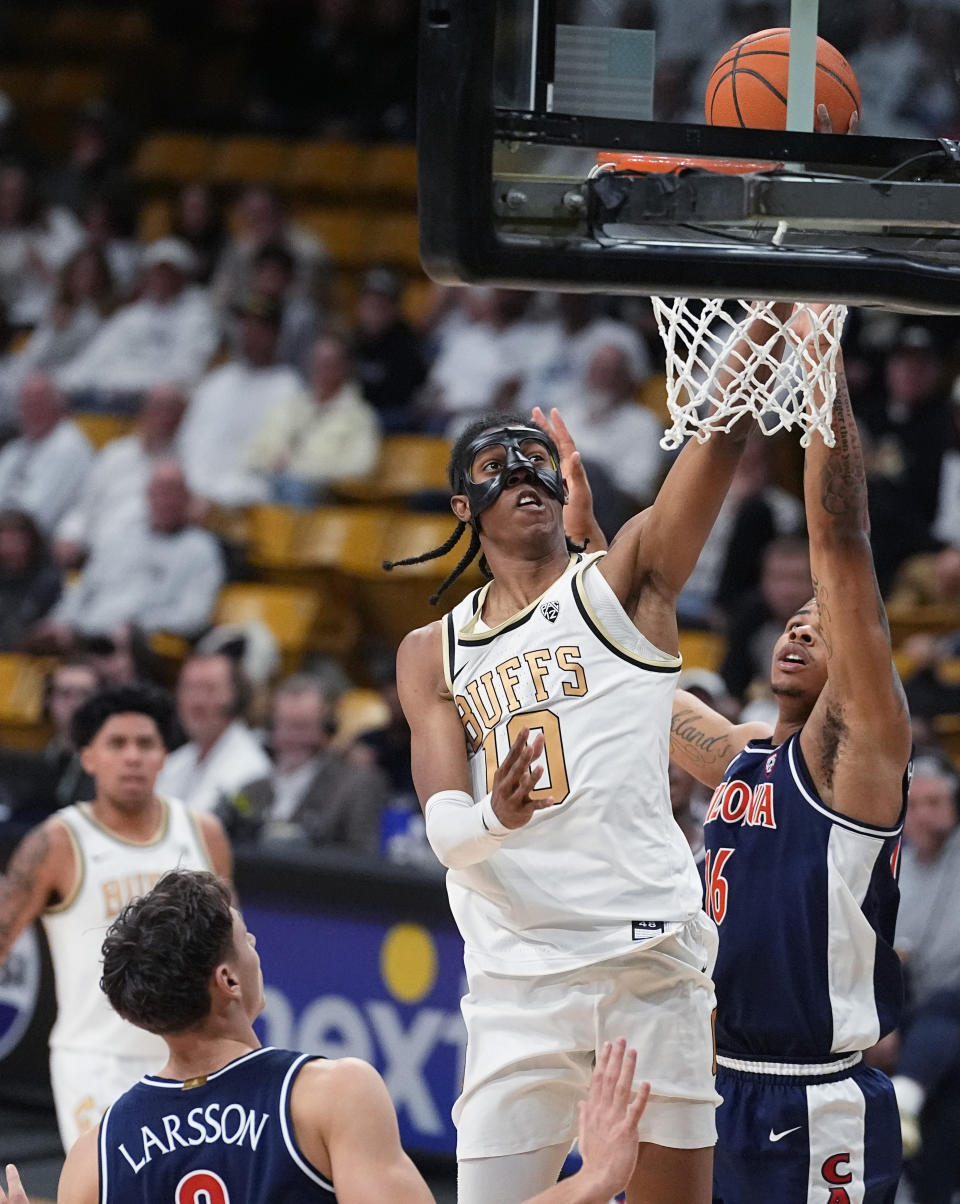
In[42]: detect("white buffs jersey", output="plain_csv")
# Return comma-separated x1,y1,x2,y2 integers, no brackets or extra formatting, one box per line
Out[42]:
42,797,213,1059
443,552,702,975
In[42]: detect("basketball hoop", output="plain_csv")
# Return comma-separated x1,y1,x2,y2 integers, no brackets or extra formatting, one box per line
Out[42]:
650,297,847,451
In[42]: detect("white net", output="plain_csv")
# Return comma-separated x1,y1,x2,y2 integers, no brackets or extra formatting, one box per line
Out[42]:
650,298,848,451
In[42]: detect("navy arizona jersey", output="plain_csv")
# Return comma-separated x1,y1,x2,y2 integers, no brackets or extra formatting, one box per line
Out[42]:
704,731,907,1060
98,1046,336,1203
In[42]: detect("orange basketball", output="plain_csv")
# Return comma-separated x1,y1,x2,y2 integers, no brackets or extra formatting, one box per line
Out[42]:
705,28,861,132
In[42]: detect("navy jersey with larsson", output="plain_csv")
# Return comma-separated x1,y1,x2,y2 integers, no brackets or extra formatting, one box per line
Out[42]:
706,731,909,1204
98,1046,337,1203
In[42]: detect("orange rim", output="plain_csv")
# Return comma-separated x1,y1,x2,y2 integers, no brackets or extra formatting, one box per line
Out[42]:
595,151,783,175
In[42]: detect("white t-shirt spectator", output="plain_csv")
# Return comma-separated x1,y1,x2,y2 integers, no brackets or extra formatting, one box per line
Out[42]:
57,286,219,395
0,420,94,533
156,721,271,815
179,360,303,506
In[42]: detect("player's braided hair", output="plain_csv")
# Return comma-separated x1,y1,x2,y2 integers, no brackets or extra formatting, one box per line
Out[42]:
382,412,583,604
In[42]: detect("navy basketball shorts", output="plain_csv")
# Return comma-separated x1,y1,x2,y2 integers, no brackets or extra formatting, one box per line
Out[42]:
713,1052,901,1204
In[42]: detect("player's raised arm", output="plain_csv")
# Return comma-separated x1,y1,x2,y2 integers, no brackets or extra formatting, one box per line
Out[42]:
598,304,791,641
794,314,911,824
670,690,773,789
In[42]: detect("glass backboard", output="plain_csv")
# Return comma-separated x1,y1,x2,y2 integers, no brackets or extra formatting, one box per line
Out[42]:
417,0,960,312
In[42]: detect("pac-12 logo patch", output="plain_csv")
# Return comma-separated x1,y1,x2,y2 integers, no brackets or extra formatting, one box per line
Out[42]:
765,753,778,776
540,599,560,623
0,923,41,1060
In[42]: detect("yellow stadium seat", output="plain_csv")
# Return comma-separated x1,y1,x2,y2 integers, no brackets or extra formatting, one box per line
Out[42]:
332,435,452,504
0,654,50,726
286,140,366,198
246,505,301,571
133,134,216,185
678,629,726,673
887,603,960,647
360,211,421,271
73,413,136,449
291,506,391,577
402,276,439,330
358,144,418,201
332,687,391,750
138,197,172,242
38,67,107,108
0,68,43,106
48,6,152,52
211,583,321,658
294,207,365,265
351,512,483,647
210,136,289,186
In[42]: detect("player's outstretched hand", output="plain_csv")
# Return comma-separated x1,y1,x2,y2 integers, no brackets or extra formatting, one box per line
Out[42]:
576,1040,650,1200
490,728,556,829
1,1164,30,1204
531,406,604,550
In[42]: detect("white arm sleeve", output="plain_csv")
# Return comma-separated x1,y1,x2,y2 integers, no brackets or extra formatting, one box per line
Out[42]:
424,790,511,869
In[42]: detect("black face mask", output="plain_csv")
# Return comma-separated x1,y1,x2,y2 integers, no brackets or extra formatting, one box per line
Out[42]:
453,426,566,525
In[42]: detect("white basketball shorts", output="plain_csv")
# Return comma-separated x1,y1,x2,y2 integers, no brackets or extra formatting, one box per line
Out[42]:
453,910,721,1159
49,1046,166,1151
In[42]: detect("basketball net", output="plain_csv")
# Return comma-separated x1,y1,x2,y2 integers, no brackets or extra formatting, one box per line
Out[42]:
650,297,847,451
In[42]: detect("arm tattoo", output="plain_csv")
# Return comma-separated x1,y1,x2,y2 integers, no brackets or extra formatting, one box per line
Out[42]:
671,707,734,768
819,375,868,524
811,573,834,658
0,827,51,959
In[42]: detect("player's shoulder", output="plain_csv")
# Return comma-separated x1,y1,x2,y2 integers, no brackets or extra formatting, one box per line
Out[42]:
397,619,444,683
292,1055,390,1118
58,1122,100,1204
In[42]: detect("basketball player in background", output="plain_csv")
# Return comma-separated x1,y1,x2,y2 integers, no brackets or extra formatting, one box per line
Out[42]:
393,308,793,1204
0,869,650,1204
663,310,912,1202
0,684,232,1151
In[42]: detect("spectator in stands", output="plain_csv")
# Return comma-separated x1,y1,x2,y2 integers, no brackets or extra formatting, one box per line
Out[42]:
80,193,141,300
861,324,956,592
42,100,132,220
419,287,548,433
0,658,99,828
677,432,804,628
225,674,390,854
892,752,960,1201
246,331,380,504
211,184,328,311
171,181,229,287
0,509,61,650
846,0,926,136
54,382,188,568
243,240,321,376
0,373,94,533
518,292,651,417
0,161,85,328
0,243,113,420
719,536,813,702
30,460,225,647
350,266,427,433
156,651,270,814
57,237,218,410
178,292,303,510
552,340,666,535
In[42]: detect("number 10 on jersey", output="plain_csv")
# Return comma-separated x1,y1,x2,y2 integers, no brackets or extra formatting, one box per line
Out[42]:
481,709,570,805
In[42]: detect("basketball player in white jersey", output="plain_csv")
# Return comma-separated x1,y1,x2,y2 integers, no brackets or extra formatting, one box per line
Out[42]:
0,869,649,1204
393,308,792,1204
0,683,232,1151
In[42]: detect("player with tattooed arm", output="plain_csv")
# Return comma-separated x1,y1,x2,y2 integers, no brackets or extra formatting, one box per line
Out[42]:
0,684,231,1150
668,308,913,1204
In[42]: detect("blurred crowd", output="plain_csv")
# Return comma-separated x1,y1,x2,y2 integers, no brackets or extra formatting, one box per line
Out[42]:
0,0,958,1198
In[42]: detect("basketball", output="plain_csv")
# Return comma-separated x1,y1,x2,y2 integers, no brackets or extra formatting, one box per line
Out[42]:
705,28,861,132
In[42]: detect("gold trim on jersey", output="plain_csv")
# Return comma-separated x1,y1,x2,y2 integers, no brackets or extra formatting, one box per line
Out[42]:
43,814,84,914
571,559,682,672
455,554,584,646
75,797,171,847
188,811,215,872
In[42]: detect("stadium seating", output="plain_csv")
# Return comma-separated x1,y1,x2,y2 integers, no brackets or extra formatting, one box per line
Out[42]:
332,435,452,504
133,133,216,186
209,136,290,187
0,654,54,749
332,687,391,750
72,413,136,449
